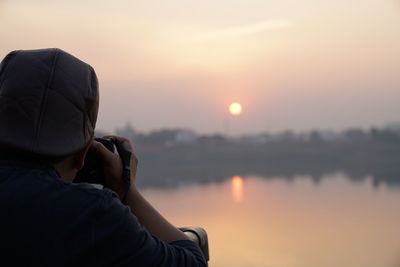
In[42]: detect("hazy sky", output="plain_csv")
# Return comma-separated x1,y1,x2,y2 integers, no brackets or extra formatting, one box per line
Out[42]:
1,0,399,134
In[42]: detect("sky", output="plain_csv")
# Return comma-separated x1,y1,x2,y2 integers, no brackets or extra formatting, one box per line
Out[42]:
0,0,399,134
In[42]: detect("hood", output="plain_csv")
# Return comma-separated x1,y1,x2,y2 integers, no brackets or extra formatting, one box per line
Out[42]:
0,48,99,156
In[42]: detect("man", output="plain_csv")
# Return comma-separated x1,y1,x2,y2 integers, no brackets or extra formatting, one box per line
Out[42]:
0,48,207,266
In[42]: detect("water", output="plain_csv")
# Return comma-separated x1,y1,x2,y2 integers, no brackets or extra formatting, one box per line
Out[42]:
141,174,400,267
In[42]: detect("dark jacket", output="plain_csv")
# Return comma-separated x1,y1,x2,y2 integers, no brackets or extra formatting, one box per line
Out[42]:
0,160,207,267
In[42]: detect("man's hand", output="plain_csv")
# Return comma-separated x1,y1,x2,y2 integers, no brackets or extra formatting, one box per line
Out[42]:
90,135,190,243
90,136,190,243
90,136,138,199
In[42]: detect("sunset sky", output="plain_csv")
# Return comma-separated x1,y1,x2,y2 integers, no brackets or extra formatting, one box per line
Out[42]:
1,0,399,134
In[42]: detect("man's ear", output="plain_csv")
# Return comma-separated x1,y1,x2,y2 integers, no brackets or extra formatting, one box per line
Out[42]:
73,138,93,170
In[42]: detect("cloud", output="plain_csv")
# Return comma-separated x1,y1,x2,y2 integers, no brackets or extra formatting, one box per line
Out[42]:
197,19,293,41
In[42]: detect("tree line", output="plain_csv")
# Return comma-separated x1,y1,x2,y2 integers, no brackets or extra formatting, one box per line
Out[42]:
96,125,400,188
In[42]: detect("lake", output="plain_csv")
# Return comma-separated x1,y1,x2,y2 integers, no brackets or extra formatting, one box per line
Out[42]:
142,174,400,267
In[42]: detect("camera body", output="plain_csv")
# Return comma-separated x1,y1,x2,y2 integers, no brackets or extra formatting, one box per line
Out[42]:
74,138,116,185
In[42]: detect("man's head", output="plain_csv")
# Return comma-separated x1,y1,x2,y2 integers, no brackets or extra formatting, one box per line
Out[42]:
0,48,99,177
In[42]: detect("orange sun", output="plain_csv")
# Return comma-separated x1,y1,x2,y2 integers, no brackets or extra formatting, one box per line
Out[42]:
229,102,242,116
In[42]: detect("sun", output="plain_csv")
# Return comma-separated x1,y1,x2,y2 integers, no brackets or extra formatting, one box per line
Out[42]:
229,102,242,116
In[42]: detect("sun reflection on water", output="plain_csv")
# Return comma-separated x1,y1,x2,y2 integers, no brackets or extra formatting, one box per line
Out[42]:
231,175,244,203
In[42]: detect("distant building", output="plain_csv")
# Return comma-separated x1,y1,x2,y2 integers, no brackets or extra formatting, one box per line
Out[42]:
174,130,198,144
240,134,271,145
302,130,343,142
384,122,400,133
319,131,344,141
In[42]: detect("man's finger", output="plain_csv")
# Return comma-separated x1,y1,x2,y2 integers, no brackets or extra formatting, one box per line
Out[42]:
90,140,115,161
103,135,133,153
103,135,129,143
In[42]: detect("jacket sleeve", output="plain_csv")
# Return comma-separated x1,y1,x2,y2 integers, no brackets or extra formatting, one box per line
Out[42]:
90,192,207,267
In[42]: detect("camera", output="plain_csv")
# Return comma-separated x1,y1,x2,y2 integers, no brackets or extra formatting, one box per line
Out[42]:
74,137,116,185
